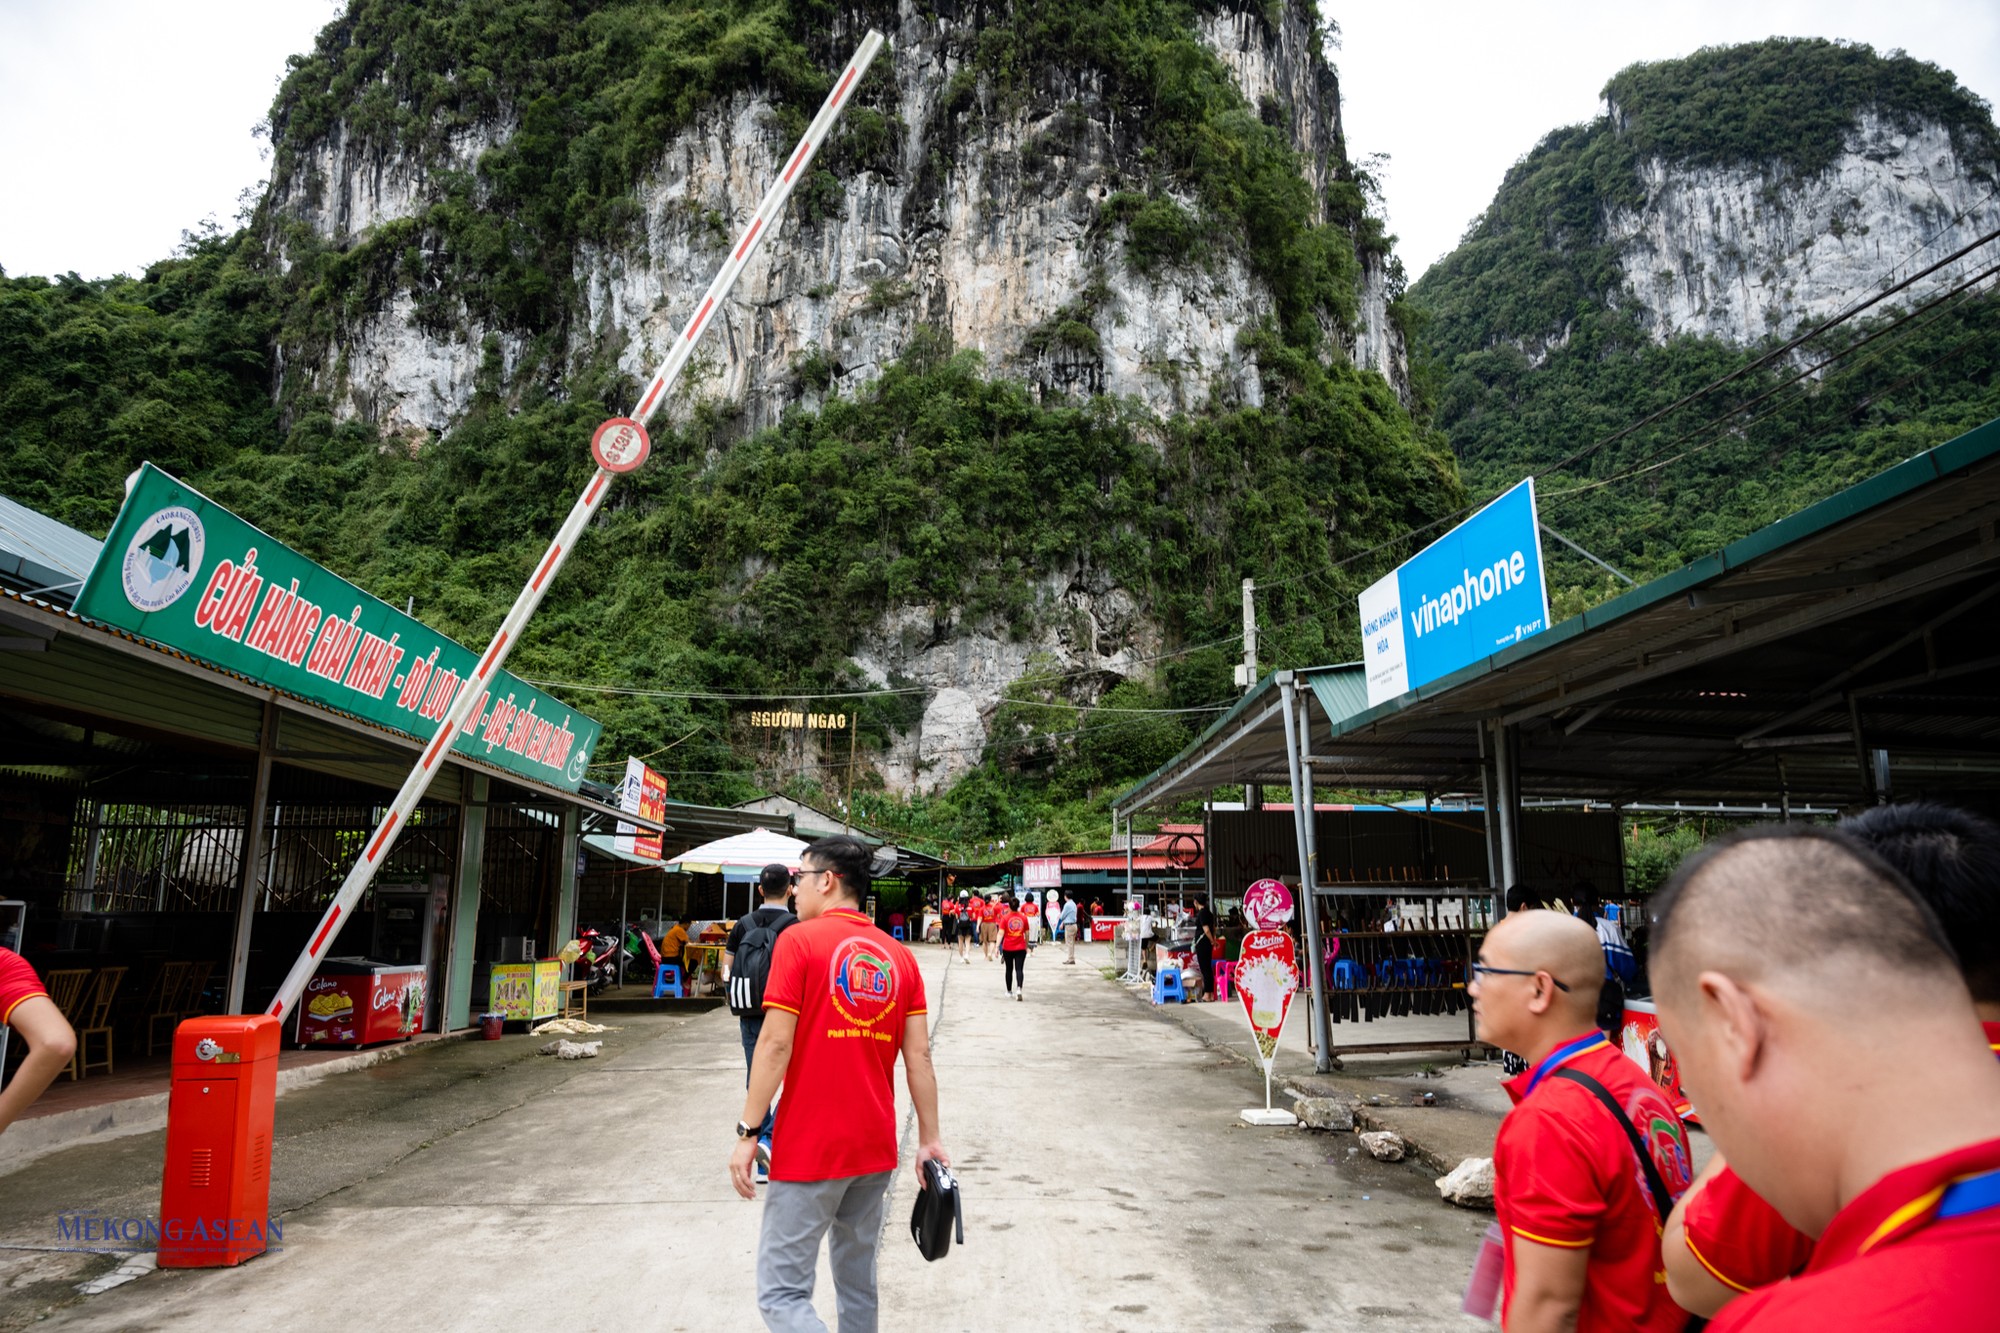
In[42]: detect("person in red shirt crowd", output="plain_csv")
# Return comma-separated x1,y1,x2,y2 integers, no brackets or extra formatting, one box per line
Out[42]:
729,836,948,1332
981,893,1002,962
0,946,77,1138
998,894,1030,1001
1472,909,1694,1332
1652,825,2000,1332
939,892,962,962
1664,801,2000,1315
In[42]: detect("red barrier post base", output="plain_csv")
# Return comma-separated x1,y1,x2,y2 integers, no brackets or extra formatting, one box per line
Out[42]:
158,1016,281,1268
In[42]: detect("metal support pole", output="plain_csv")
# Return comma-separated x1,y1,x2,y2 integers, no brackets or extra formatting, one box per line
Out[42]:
1495,722,1520,896
1478,722,1504,914
262,31,886,1024
225,698,278,1015
1292,687,1333,1072
78,800,103,912
1279,676,1333,1072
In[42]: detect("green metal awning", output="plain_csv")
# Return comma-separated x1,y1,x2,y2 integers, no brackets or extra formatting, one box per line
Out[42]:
1116,414,2000,814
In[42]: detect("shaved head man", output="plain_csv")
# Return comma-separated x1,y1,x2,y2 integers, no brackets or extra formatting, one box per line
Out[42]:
1651,825,2000,1331
1473,910,1694,1332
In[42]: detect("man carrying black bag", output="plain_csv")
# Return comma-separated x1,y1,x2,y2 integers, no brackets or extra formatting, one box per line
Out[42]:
725,863,798,1184
729,836,951,1333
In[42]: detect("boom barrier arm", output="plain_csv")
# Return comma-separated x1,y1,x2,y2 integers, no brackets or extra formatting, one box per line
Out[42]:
266,30,887,1023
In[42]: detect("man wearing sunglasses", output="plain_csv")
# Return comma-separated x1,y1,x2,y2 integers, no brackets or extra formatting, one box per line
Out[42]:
1472,910,1695,1332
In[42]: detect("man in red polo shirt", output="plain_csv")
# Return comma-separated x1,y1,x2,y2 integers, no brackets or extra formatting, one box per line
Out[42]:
1664,801,2000,1315
729,836,948,1332
1472,909,1694,1331
1652,826,2000,1331
0,946,77,1138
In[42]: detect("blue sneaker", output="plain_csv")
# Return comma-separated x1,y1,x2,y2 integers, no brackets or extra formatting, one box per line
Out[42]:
754,1137,772,1185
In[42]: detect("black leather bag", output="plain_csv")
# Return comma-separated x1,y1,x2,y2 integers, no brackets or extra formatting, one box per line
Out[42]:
909,1159,964,1261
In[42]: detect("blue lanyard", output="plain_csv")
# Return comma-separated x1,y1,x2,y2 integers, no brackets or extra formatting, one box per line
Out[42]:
1937,1167,2000,1221
1523,1033,1610,1098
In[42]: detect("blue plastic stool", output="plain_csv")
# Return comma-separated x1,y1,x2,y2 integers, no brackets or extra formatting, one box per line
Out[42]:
1152,967,1185,1005
1333,958,1362,989
891,925,905,940
653,963,683,999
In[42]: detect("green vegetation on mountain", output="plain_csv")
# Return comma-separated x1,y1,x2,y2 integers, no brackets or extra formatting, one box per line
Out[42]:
1411,38,2000,616
0,0,1455,854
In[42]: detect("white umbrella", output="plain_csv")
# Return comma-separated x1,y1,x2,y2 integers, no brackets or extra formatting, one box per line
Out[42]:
662,829,810,917
662,828,810,874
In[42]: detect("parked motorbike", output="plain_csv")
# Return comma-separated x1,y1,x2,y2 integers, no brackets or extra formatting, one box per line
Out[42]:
576,925,634,994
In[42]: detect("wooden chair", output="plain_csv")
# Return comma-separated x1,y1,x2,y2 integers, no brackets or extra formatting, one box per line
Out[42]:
74,965,127,1079
146,961,192,1056
177,960,218,1019
40,969,91,1081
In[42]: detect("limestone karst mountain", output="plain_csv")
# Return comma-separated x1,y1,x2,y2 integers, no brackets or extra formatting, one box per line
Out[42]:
1411,38,2000,615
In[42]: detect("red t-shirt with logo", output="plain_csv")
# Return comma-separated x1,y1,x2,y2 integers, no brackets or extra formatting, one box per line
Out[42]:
1683,1020,2000,1296
1024,899,1039,918
1496,1034,1696,1333
761,907,927,1183
999,911,1029,951
0,947,49,1025
940,899,957,918
1708,1136,2000,1332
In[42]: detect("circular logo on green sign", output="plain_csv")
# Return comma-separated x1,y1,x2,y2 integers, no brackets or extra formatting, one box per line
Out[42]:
121,507,205,613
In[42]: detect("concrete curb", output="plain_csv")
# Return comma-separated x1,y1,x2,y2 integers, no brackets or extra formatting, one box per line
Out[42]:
0,1030,479,1179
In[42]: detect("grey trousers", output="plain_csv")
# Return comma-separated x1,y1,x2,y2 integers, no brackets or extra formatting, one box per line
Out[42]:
757,1170,893,1333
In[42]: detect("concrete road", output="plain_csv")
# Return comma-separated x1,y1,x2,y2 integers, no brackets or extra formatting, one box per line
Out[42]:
1,944,1486,1332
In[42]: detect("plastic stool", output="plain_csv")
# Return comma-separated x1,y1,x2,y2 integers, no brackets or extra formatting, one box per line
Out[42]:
1212,960,1233,1002
1333,958,1362,989
891,925,905,941
653,964,683,999
1152,967,1185,1005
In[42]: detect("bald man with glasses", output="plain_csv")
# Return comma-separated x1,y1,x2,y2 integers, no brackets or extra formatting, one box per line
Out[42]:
1471,910,1696,1332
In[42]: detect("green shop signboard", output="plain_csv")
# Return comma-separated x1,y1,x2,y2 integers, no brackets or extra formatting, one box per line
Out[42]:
75,465,602,792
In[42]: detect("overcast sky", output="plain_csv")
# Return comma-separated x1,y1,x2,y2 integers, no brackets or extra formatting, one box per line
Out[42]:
1,1,1997,283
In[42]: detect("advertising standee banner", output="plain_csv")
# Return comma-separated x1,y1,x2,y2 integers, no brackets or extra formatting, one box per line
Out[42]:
614,757,668,860
74,465,603,792
1360,478,1552,708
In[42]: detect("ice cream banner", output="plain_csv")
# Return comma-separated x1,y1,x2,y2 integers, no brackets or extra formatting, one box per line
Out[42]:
1237,928,1300,1065
74,465,603,791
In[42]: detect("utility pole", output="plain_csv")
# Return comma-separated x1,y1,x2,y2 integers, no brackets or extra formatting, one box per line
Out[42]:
1241,577,1261,811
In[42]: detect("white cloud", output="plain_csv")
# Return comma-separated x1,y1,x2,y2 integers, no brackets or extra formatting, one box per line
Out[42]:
0,0,339,280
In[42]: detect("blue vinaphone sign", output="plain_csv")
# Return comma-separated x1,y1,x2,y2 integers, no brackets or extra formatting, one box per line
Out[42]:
1358,479,1552,707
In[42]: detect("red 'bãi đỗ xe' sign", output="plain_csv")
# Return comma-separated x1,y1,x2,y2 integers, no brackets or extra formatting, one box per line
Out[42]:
74,464,603,792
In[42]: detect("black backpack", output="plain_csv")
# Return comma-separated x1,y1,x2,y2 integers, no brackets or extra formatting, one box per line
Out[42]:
727,908,797,1016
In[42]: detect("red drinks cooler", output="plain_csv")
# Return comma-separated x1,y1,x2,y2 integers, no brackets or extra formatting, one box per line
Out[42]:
295,959,428,1047
1090,920,1116,942
1619,998,1696,1122
160,1015,281,1267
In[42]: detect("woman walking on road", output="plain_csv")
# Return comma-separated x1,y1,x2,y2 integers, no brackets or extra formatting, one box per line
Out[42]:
999,895,1030,1000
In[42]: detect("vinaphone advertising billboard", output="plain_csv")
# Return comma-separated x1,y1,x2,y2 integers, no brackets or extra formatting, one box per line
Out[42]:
75,465,603,791
1357,479,1552,708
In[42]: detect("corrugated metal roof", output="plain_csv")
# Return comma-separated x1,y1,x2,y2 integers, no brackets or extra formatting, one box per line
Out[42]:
1114,413,2000,813
1305,665,1369,730
0,493,103,603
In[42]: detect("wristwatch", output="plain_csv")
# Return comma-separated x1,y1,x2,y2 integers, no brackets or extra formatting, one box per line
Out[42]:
736,1121,760,1140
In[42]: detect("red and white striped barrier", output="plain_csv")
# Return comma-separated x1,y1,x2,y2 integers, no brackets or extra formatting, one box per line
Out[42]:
266,29,887,1023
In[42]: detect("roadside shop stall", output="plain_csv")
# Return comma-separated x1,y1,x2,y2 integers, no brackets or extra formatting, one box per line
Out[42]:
1116,417,2000,1074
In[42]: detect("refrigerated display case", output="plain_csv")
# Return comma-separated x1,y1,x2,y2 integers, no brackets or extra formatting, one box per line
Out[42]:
295,959,429,1047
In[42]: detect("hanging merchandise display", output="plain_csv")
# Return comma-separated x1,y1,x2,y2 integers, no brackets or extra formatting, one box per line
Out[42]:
1237,879,1301,1126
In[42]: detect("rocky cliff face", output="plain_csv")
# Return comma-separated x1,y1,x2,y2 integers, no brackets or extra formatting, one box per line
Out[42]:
1606,110,2000,347
268,0,1404,442
262,0,1408,793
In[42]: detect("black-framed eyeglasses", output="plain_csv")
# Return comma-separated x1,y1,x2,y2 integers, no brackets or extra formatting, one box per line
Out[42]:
797,868,838,882
1471,963,1571,992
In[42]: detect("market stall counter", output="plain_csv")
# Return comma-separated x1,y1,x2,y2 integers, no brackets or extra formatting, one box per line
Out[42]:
476,960,563,1026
